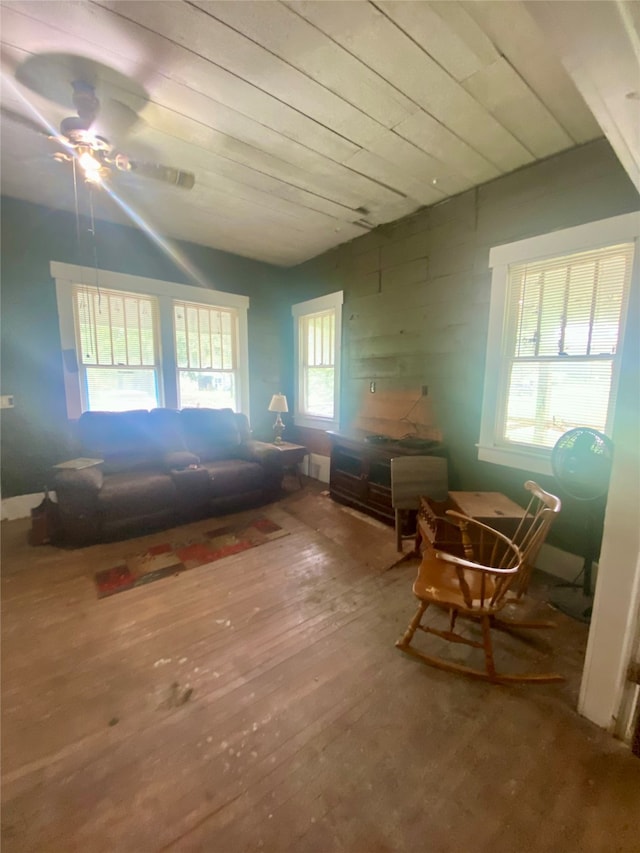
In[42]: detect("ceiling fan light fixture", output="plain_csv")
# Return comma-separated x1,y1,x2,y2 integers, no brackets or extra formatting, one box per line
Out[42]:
78,148,104,184
114,152,131,172
64,126,110,151
3,68,196,192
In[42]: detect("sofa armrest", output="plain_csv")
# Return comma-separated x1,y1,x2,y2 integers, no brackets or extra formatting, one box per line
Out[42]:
53,465,104,494
240,440,282,468
53,466,104,544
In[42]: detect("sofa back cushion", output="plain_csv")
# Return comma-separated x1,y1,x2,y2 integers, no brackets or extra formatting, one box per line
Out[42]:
149,408,188,452
180,408,242,461
79,410,158,473
234,412,252,443
77,407,250,471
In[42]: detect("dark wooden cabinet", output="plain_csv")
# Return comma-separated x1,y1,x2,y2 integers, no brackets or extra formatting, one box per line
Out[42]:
328,432,447,525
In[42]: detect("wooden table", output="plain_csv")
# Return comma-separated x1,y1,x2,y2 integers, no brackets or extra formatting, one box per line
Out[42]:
418,491,527,549
272,442,308,488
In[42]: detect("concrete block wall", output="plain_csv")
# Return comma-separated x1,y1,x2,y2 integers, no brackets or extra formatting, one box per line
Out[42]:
287,139,639,552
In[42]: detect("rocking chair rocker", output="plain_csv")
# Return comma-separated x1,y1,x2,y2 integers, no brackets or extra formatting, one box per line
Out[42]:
396,481,563,683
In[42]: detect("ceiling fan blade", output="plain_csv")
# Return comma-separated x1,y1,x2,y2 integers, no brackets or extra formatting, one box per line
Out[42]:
95,98,142,141
1,106,51,137
115,155,195,190
15,53,148,111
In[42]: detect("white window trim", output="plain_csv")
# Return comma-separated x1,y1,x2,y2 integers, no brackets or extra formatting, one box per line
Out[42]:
51,261,250,420
292,291,343,431
478,212,639,474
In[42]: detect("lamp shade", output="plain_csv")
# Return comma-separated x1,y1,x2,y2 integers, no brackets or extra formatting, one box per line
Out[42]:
268,393,288,413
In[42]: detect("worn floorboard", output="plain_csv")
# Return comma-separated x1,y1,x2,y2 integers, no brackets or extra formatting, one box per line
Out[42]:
2,484,639,852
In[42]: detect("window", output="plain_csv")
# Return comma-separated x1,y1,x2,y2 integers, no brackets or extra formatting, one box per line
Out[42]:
501,245,632,448
174,301,238,409
301,310,335,417
292,291,343,429
479,214,638,474
73,285,160,411
53,263,250,419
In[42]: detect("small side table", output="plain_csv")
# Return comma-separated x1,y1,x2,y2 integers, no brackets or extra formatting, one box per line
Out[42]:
272,442,308,488
418,491,527,549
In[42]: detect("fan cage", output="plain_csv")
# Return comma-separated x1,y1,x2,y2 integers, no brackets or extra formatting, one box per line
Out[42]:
551,427,613,501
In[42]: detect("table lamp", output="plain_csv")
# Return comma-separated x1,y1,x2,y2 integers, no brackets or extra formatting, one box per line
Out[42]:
268,393,288,444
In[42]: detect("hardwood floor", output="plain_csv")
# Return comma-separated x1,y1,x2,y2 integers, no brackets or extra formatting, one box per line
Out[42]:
2,483,639,852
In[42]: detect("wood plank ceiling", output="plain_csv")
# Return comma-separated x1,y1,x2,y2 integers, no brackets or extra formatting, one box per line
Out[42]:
0,1,602,266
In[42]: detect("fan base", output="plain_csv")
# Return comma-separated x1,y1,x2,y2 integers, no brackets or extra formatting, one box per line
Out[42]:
550,586,593,624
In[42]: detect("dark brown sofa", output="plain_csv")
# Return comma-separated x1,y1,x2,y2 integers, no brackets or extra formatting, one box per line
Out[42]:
53,408,283,544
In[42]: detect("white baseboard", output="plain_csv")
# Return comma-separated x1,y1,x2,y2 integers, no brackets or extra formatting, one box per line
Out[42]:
1,493,54,521
303,453,331,484
536,542,597,584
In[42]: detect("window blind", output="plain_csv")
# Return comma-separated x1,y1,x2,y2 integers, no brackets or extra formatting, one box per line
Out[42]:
305,311,335,368
501,242,633,448
74,286,157,367
507,243,633,359
302,310,335,418
174,302,236,371
173,301,238,409
73,285,160,411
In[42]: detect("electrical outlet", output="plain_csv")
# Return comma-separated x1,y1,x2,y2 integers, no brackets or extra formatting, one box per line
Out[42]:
1,395,15,409
421,385,429,396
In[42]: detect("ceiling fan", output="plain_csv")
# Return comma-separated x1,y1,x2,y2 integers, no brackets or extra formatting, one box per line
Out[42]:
2,56,195,191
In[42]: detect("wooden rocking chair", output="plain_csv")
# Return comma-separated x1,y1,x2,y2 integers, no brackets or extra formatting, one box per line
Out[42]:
505,481,562,598
396,482,563,683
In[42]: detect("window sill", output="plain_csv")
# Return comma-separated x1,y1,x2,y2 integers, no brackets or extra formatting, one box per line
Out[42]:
477,444,552,476
294,415,338,431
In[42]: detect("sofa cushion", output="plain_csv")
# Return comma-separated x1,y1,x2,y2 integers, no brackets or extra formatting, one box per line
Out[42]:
149,408,188,453
180,408,242,461
97,470,176,518
170,466,212,508
161,451,201,471
200,459,265,496
79,410,158,471
101,454,160,475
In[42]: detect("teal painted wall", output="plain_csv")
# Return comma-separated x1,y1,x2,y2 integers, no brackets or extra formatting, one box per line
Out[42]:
0,196,288,497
